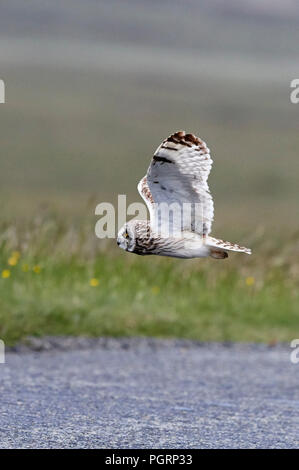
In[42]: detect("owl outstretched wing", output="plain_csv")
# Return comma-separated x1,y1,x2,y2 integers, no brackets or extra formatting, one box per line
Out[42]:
138,131,214,237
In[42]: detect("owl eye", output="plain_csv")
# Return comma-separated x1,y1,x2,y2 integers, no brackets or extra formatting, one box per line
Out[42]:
124,231,129,238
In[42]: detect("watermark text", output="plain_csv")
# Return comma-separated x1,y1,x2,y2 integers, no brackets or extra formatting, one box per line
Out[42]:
290,79,299,104
0,79,5,103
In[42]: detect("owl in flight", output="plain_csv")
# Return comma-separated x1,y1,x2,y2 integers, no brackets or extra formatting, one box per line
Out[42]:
117,131,251,259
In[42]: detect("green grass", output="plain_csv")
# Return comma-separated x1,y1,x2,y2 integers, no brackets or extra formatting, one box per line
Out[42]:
0,216,298,345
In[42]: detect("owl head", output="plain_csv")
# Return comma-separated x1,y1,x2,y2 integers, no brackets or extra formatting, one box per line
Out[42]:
117,222,136,252
117,220,152,255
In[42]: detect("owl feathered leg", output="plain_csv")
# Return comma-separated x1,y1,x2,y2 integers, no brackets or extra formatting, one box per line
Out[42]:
210,250,228,259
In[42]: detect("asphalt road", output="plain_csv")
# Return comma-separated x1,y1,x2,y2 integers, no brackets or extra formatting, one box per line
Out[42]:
0,337,298,449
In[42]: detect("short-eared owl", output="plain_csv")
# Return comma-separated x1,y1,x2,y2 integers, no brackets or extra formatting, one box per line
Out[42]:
117,131,251,259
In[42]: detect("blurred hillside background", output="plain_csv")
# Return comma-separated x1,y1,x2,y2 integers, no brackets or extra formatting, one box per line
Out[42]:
0,0,298,344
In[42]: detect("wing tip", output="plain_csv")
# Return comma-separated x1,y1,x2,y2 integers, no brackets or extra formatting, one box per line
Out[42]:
165,130,209,153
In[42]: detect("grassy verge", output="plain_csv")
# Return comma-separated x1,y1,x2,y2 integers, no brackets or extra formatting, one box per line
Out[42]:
0,217,298,345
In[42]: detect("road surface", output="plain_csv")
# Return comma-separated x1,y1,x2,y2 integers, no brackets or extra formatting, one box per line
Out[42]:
0,337,298,448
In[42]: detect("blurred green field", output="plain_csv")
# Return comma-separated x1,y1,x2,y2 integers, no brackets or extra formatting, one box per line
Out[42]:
1,61,298,231
1,5,298,230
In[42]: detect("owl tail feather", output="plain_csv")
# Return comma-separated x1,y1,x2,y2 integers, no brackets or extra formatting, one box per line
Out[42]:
206,236,251,259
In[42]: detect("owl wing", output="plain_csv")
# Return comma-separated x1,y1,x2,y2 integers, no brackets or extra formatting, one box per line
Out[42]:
138,130,214,236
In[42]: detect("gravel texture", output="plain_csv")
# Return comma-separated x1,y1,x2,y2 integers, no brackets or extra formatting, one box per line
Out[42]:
0,337,298,448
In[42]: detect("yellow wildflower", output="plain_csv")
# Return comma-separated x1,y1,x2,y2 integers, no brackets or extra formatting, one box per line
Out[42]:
33,265,41,274
90,278,99,287
8,256,18,266
2,269,11,279
245,276,255,286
